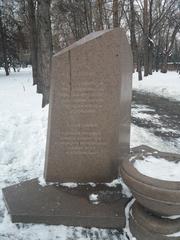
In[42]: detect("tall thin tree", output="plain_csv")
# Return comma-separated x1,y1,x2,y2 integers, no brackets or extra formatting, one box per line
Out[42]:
143,0,149,76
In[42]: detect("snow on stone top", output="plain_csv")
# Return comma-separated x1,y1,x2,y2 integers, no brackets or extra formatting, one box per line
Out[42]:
133,155,180,181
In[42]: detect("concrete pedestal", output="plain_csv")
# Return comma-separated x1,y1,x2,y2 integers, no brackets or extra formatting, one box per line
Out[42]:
3,178,130,229
130,202,180,240
121,145,180,216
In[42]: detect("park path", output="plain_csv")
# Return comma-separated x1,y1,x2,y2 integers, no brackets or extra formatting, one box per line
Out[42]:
132,90,180,144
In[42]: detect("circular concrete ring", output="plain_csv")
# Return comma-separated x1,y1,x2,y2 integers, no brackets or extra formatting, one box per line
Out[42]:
129,202,180,240
121,145,180,216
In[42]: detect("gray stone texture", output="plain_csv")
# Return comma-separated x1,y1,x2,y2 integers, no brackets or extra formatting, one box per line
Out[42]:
44,28,133,183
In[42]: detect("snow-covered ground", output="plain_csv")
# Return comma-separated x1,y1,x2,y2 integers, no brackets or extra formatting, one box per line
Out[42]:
0,68,180,239
133,71,180,101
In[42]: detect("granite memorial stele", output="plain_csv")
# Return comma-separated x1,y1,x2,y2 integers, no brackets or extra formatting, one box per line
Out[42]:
3,28,133,229
44,28,132,183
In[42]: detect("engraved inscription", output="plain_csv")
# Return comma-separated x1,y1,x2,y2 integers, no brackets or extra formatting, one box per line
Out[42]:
60,81,105,113
59,124,107,155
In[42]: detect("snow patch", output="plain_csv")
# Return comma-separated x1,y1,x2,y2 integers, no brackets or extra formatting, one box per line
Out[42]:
133,71,180,102
89,194,99,204
38,176,132,198
38,176,47,187
38,176,96,188
61,182,78,188
133,155,180,181
166,231,180,237
106,178,132,198
162,215,180,220
123,198,136,240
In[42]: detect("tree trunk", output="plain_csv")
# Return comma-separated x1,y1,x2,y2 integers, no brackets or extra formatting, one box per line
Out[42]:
129,0,142,80
113,0,119,28
161,24,180,74
155,53,160,72
138,64,142,80
0,9,9,76
129,0,137,66
143,0,149,77
161,54,168,73
96,0,104,30
83,0,89,34
137,53,143,81
27,0,38,85
155,37,160,72
148,0,153,75
37,0,53,107
148,44,153,75
88,0,93,32
137,35,143,81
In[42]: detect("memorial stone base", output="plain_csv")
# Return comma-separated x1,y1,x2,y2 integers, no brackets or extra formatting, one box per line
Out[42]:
3,178,130,229
3,146,180,238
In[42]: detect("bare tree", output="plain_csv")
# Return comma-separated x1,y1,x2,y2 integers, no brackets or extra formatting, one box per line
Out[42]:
129,0,142,80
0,7,9,75
0,0,25,75
143,0,149,76
26,0,53,107
161,21,180,73
113,0,119,27
27,0,38,85
95,0,104,30
37,0,53,107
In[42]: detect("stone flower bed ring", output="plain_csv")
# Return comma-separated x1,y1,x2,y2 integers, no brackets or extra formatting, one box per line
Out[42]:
121,145,180,216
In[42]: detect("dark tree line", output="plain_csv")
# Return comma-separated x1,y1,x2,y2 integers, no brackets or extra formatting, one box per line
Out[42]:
0,0,180,107
0,0,28,75
0,0,52,107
